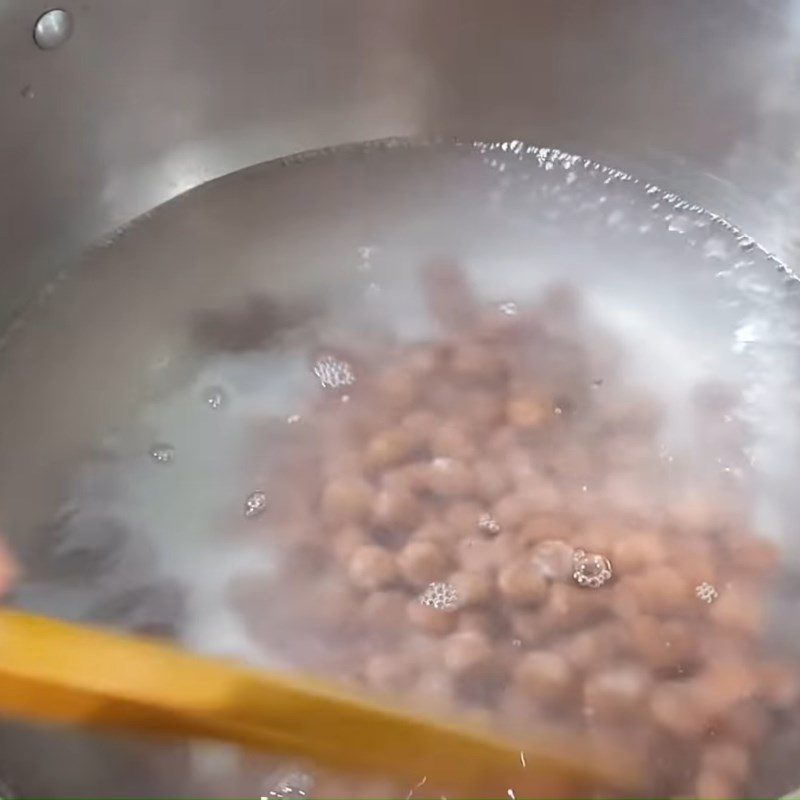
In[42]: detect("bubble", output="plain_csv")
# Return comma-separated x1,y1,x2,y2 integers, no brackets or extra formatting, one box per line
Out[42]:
149,444,175,464
244,490,268,518
204,386,226,410
572,549,613,588
498,301,519,316
477,512,501,535
286,414,301,424
419,581,459,611
738,236,756,252
695,581,719,604
313,355,356,389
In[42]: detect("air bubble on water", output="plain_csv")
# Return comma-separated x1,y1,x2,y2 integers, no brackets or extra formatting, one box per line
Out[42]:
572,549,613,588
287,414,301,424
738,236,756,252
478,513,501,535
498,301,519,316
244,490,268,518
695,582,719,604
313,355,356,389
149,444,175,464
420,581,459,611
203,386,226,410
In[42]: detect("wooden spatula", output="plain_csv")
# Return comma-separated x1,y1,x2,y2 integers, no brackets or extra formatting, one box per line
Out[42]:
0,608,640,797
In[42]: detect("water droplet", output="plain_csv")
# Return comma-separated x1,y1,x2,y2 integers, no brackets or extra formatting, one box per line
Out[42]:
572,549,613,588
419,581,459,611
204,386,226,410
511,638,522,647
244,490,268,518
313,355,355,389
591,378,604,388
695,581,719,604
149,444,175,464
20,84,35,99
286,414,301,424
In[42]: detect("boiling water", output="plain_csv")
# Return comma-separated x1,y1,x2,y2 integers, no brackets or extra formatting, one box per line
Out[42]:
1,140,799,797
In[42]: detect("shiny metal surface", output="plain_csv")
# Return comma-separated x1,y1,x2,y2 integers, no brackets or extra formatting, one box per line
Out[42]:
2,0,800,327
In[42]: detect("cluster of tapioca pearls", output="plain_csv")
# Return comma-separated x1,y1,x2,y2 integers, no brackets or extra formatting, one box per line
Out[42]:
254,274,798,799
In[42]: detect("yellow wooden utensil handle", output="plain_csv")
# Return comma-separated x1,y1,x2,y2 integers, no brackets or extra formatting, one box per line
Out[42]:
0,608,639,797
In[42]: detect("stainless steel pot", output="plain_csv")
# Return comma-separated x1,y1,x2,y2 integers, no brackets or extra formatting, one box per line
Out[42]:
3,1,800,796
4,0,800,329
